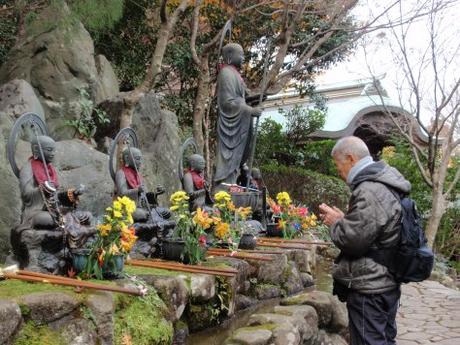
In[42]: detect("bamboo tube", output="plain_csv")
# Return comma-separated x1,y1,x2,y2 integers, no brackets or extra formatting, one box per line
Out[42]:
127,260,237,277
209,248,284,255
255,242,311,250
257,238,333,246
4,272,142,296
142,259,238,274
206,251,273,261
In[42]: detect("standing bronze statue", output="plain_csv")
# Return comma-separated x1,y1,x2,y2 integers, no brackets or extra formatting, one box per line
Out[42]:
214,43,262,190
8,113,95,274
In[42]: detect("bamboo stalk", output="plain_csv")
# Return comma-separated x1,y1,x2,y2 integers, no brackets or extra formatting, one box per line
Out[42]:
255,242,311,250
258,238,333,246
144,259,238,274
127,260,237,277
4,272,142,296
209,248,284,255
206,251,273,261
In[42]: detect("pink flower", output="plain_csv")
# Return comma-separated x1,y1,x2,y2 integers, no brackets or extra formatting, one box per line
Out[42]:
272,204,281,214
298,207,309,217
199,235,207,247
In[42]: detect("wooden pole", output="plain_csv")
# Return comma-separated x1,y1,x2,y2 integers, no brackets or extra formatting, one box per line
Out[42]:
4,271,143,296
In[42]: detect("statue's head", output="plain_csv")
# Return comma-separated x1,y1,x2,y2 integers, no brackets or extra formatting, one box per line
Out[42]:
222,43,244,68
31,135,56,163
188,154,205,173
251,168,262,180
122,147,143,169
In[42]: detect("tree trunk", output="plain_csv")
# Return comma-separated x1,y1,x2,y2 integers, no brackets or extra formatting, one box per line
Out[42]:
425,184,447,248
192,54,210,153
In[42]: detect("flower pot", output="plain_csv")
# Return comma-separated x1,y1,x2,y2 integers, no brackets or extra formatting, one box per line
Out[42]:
239,233,257,250
102,255,125,279
162,239,186,262
72,249,91,273
266,223,284,237
231,191,261,210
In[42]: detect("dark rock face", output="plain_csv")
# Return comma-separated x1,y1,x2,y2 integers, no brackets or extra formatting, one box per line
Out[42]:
20,292,79,324
97,92,181,199
0,79,42,261
85,293,115,345
0,299,22,344
0,3,119,140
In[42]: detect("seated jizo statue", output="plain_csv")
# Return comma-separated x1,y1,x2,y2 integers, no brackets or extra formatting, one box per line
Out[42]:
11,135,95,273
183,154,213,211
115,147,175,257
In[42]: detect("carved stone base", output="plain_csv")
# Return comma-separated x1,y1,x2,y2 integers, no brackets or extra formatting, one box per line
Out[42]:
10,226,67,274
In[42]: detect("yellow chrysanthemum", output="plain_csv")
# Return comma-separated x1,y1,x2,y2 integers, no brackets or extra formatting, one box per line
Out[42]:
276,192,291,207
170,205,179,211
277,219,287,230
214,191,231,203
113,210,122,218
113,200,122,211
170,191,189,203
215,222,230,239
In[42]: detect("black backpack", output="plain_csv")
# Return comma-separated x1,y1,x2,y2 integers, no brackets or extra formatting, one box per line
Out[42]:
366,186,434,283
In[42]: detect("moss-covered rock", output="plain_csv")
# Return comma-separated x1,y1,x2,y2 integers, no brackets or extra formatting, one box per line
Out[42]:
114,290,173,345
13,321,67,345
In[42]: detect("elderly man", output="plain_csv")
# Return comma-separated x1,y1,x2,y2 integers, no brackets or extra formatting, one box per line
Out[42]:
319,136,410,345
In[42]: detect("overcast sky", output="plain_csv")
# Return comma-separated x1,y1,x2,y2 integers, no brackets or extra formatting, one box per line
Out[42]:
317,0,460,124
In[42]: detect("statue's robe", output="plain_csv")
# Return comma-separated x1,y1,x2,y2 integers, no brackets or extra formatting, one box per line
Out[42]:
183,169,213,211
115,167,171,223
11,159,94,271
214,65,253,186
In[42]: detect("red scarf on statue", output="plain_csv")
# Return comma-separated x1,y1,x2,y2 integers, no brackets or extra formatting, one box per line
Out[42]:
187,169,205,189
218,64,244,83
122,166,143,189
30,157,59,187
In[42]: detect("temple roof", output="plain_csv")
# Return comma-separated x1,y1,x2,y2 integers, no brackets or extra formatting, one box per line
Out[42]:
261,77,406,136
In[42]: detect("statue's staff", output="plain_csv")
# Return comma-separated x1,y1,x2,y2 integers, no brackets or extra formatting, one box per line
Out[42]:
124,139,166,231
247,38,272,188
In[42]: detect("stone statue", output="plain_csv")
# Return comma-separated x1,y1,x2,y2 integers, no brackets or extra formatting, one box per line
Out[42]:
10,135,95,273
214,43,262,190
115,147,175,257
183,154,213,211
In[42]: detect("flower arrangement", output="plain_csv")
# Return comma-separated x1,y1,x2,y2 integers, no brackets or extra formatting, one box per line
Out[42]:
268,191,317,239
169,191,215,264
82,196,137,279
212,191,252,248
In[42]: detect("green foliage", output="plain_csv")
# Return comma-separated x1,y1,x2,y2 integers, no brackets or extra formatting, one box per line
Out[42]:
281,105,326,143
0,0,17,68
114,291,173,345
65,88,110,140
0,279,76,299
13,321,66,345
255,113,330,169
381,139,460,270
261,164,350,216
301,140,338,175
69,0,124,31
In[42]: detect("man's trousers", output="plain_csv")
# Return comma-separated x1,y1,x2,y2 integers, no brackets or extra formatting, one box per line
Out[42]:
347,287,401,345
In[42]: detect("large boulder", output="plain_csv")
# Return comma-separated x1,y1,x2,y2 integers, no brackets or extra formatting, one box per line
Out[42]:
0,79,44,260
96,92,181,198
0,299,22,344
0,2,119,140
20,292,79,324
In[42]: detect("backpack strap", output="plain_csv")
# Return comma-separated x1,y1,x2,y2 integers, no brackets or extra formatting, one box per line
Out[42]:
363,181,403,272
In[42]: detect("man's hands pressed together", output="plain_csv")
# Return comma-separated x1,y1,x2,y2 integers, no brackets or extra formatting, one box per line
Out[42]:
319,203,344,226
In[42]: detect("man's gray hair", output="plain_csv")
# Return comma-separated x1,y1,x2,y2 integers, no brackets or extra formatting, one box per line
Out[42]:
331,136,370,160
